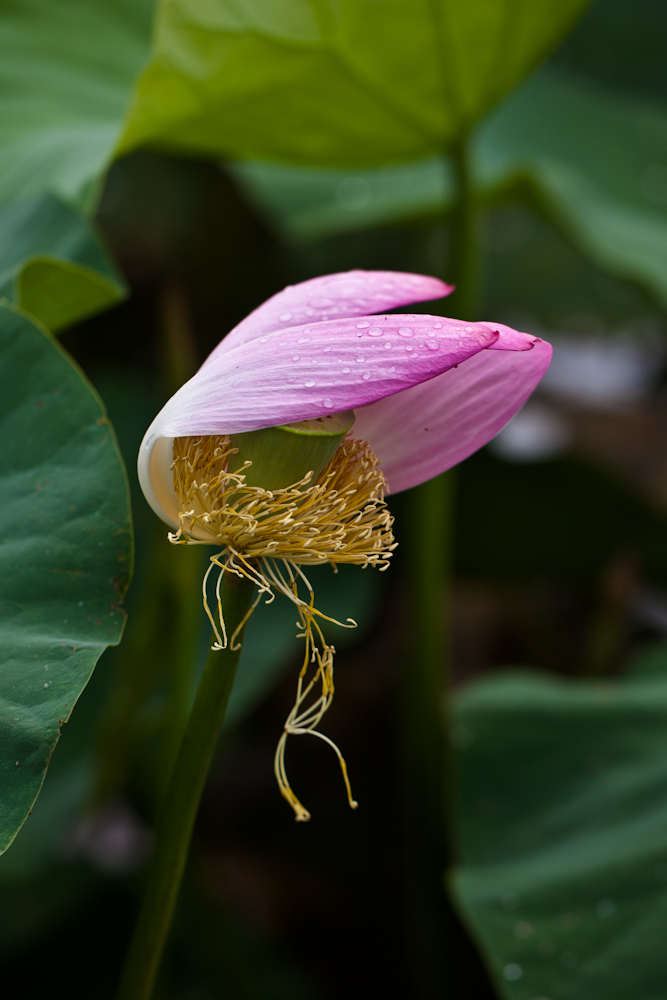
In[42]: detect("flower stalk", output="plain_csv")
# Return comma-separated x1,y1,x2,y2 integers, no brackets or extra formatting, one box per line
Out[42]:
116,570,256,1000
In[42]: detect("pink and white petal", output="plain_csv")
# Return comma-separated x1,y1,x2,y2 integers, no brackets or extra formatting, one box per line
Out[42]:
353,338,553,494
483,323,540,351
206,270,453,360
150,316,499,438
138,316,499,525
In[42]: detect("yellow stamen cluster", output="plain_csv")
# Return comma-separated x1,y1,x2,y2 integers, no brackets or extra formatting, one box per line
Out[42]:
170,433,396,821
171,434,395,567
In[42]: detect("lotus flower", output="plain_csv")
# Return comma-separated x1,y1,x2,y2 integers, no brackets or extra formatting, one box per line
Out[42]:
138,270,552,820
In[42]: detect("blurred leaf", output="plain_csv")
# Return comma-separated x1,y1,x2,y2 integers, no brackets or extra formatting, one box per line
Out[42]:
0,195,125,332
233,69,667,311
0,0,154,211
119,0,590,166
0,303,132,854
228,157,451,241
450,646,667,1000
476,70,667,310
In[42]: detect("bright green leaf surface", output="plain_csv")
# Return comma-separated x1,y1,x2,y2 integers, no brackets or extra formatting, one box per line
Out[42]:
0,304,132,854
233,70,667,309
119,0,590,166
0,0,154,211
0,195,126,332
450,649,667,1000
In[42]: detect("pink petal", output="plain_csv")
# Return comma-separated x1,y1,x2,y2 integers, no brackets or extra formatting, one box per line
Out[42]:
206,270,453,360
482,322,538,351
148,316,498,439
352,338,553,494
138,316,498,524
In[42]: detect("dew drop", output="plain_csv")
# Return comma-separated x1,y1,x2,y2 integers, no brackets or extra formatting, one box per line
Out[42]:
43,682,49,689
341,367,351,373
426,339,439,350
292,355,300,361
433,322,443,329
367,326,383,337
398,327,414,337
362,372,372,380
322,397,334,408
384,341,393,349
279,312,292,321
387,366,397,373
298,336,311,343
356,356,366,363
322,346,332,352
356,320,370,329
260,336,269,343
405,345,414,352
503,964,523,982
465,325,477,333
304,379,317,387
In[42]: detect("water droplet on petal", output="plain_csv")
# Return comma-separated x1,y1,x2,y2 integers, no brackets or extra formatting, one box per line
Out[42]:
503,964,523,982
322,346,332,352
356,356,366,363
387,366,397,373
362,372,372,380
384,341,393,349
356,321,370,329
465,325,477,333
279,312,292,321
322,397,333,408
341,367,351,373
405,346,414,352
292,355,300,361
304,379,317,387
433,322,442,329
298,336,311,343
426,339,439,350
260,336,269,343
398,327,414,337
367,326,383,337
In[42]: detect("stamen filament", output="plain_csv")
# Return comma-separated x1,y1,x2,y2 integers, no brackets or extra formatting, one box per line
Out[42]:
171,433,395,820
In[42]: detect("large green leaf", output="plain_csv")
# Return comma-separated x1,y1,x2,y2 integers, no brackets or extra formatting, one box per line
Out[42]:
118,0,590,166
450,648,667,1000
0,195,126,332
232,69,667,309
0,0,154,211
476,70,667,309
0,303,132,854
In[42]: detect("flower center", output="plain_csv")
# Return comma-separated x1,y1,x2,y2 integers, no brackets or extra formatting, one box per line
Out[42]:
169,431,396,821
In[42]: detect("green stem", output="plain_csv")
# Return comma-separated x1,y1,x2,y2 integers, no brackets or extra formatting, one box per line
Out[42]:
399,471,455,997
398,132,480,996
448,133,481,320
116,571,255,1000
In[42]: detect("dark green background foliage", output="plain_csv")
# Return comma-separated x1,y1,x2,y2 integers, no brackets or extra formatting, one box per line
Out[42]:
2,1,667,998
